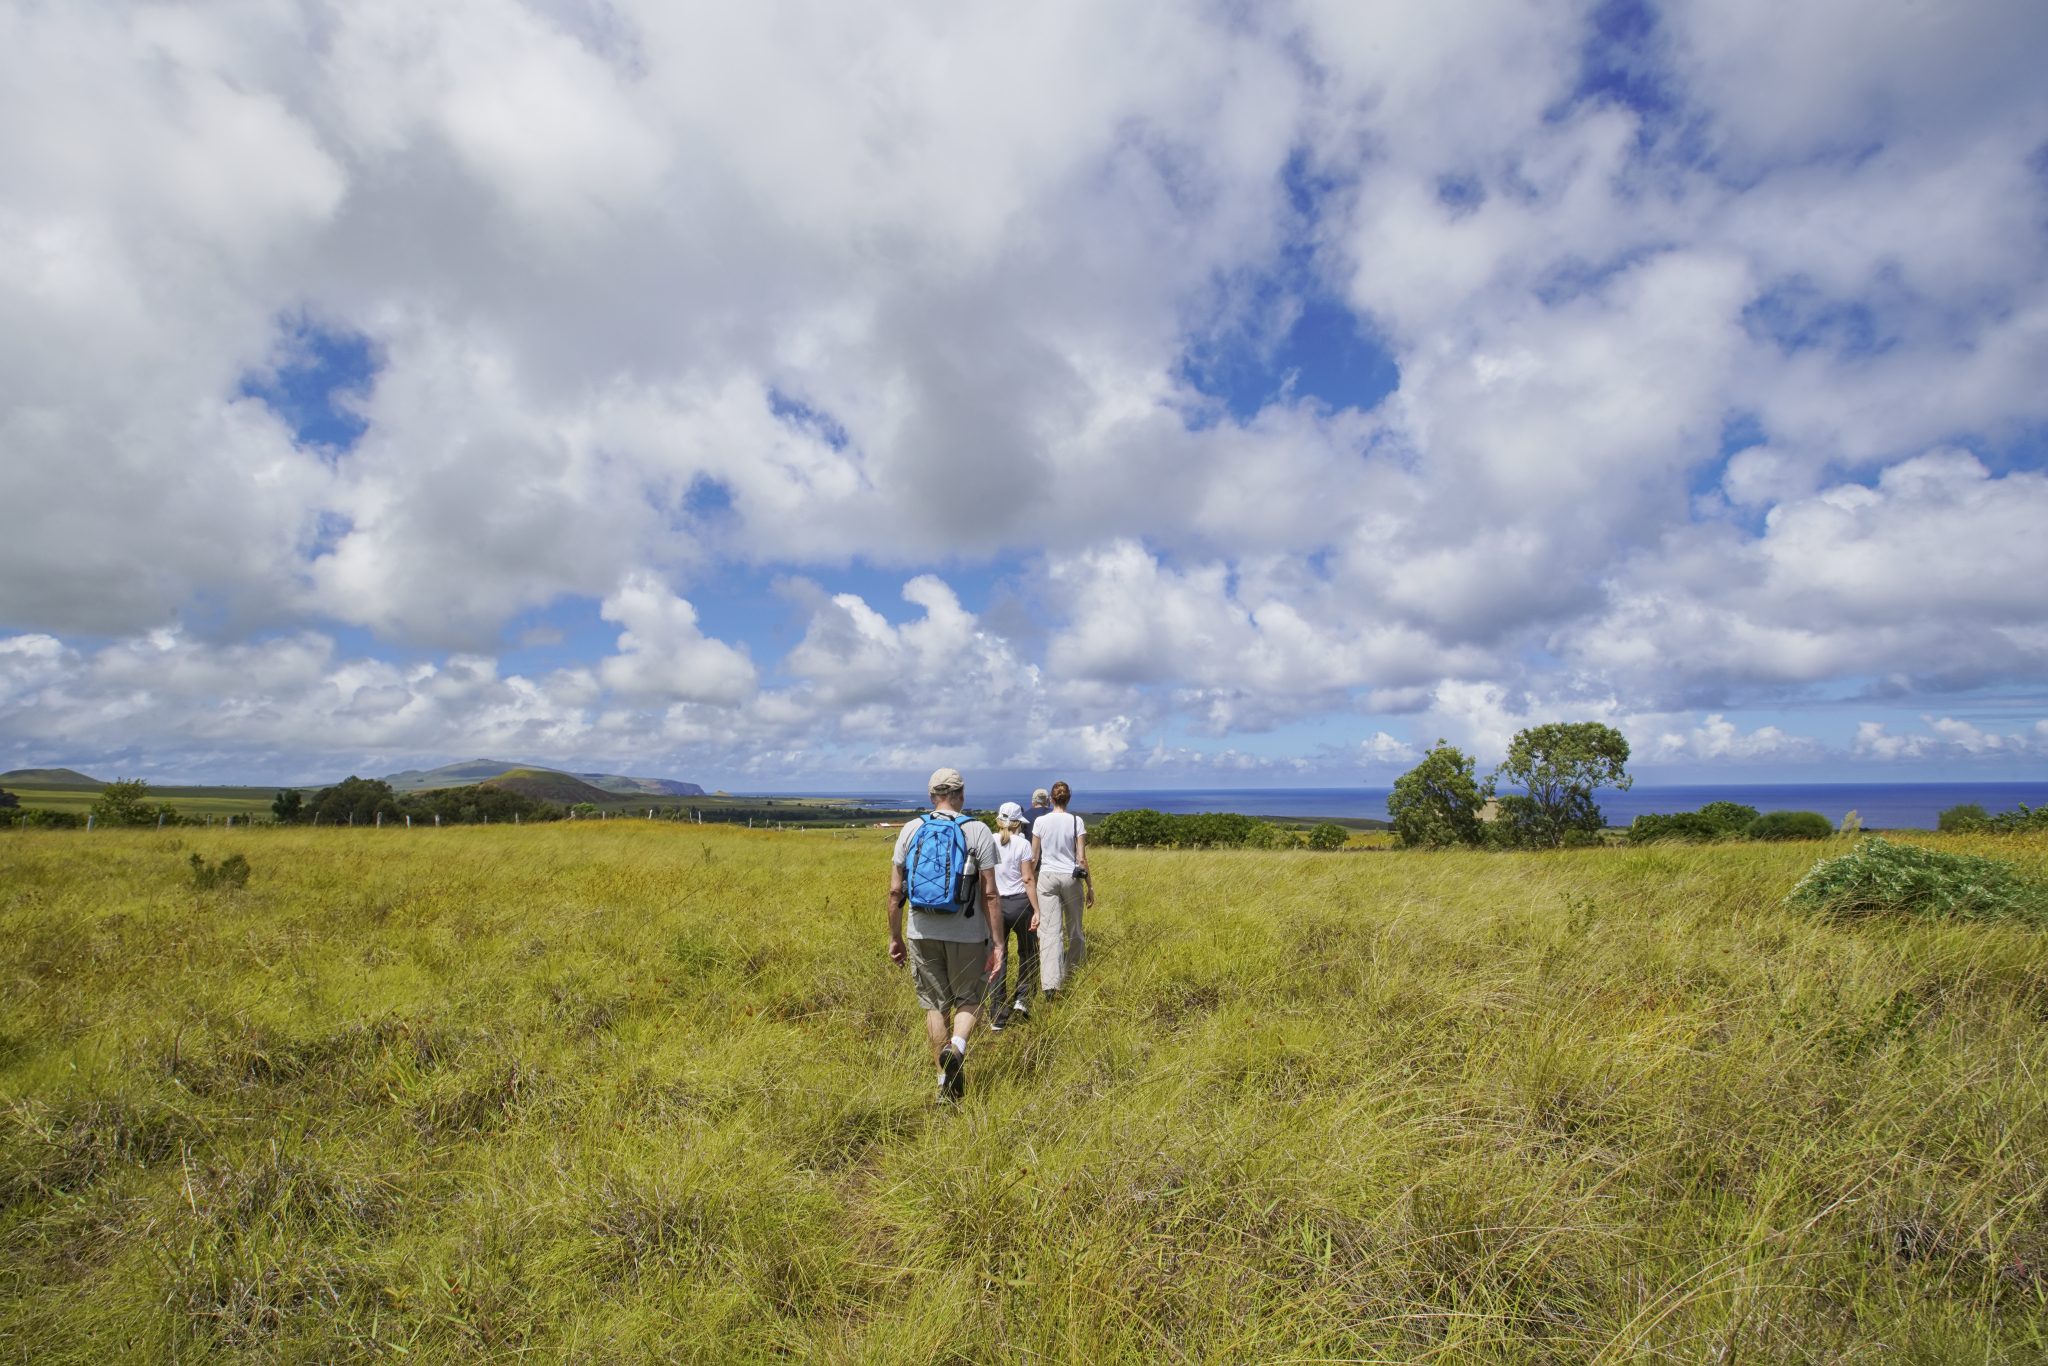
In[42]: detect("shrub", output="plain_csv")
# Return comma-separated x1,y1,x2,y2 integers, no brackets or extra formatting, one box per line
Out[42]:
1786,837,2046,927
271,789,305,823
1628,800,1762,845
6,808,83,829
0,787,17,810
1093,808,1178,848
188,853,251,891
1747,810,1834,841
1980,803,2048,834
1699,800,1761,831
1306,822,1349,850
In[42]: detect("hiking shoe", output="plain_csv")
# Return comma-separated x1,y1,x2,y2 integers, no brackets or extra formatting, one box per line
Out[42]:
1009,1000,1029,1023
939,1043,966,1101
989,1008,1010,1033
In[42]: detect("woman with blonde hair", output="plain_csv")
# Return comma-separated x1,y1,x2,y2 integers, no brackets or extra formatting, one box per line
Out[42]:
987,802,1040,1030
1030,780,1093,999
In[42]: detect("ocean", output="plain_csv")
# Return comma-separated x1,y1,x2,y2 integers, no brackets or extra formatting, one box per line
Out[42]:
752,782,2048,830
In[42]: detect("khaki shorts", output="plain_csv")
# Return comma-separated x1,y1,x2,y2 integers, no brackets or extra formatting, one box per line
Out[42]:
910,938,990,1012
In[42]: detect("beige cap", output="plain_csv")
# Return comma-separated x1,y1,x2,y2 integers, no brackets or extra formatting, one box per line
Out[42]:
1032,788,1051,805
928,766,965,793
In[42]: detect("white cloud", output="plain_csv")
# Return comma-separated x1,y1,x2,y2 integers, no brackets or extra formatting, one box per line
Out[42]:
1,1,2046,776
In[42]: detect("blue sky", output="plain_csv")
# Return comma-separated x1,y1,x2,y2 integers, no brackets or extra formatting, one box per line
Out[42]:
2,0,2047,790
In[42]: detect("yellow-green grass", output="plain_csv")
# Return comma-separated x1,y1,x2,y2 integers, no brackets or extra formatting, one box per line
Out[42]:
1,785,278,820
3,825,2047,1362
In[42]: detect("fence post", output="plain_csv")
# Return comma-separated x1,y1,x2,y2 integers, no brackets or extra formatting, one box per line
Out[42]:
376,812,382,829
87,814,94,831
435,814,441,827
406,814,412,828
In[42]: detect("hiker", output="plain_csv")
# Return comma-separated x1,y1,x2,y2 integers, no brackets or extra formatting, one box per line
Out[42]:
1021,787,1053,836
888,768,1003,1103
1030,780,1093,999
988,801,1041,1032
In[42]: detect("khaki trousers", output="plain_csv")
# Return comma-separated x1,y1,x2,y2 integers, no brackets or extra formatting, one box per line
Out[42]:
1035,868,1087,991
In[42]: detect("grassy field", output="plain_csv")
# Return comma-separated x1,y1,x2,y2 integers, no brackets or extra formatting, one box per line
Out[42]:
2,825,2046,1363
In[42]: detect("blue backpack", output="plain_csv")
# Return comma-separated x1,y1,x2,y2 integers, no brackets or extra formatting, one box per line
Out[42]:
904,811,977,914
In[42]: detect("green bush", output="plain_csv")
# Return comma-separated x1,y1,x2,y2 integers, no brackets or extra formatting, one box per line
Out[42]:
3,807,82,829
1935,803,1987,832
1786,837,2046,927
1980,803,2048,834
1092,810,1313,850
188,852,251,891
1306,822,1349,850
1628,800,1761,845
1747,810,1834,841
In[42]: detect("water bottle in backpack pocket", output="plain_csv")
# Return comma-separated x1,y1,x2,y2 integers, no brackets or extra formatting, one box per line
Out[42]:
905,812,978,914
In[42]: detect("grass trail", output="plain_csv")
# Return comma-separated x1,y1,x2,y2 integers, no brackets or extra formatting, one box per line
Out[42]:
3,825,2047,1361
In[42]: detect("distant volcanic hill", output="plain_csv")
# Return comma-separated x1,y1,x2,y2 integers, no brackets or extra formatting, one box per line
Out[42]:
480,769,618,805
380,760,704,798
0,768,105,786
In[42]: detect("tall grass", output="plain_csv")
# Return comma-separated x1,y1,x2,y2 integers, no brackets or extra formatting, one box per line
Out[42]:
3,824,2046,1362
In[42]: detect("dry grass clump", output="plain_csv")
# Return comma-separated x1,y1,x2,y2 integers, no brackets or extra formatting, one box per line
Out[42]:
2,824,2047,1361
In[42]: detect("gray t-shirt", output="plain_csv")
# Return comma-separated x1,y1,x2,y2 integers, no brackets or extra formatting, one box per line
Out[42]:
893,812,997,943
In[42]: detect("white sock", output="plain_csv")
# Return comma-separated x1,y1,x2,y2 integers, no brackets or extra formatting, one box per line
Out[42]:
950,1036,967,1057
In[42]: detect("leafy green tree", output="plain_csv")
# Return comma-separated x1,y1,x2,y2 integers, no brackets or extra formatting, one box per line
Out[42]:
0,788,17,810
1489,723,1631,849
1936,803,1988,833
1386,741,1491,849
271,789,304,823
1698,800,1760,833
303,777,401,826
91,778,176,827
398,784,562,825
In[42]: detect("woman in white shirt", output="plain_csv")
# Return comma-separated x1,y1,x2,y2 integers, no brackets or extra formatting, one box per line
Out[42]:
988,802,1040,1030
1030,781,1094,998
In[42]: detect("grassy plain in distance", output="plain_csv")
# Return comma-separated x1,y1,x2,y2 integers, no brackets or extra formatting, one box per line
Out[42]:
2,823,2046,1362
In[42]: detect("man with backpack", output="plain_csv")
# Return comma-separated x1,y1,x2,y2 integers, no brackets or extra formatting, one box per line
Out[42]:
888,767,1003,1104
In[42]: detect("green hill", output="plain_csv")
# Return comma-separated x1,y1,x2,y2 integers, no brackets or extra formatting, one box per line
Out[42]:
0,768,104,787
481,769,617,805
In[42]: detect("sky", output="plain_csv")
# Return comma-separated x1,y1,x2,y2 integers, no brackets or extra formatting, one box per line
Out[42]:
3,0,2048,791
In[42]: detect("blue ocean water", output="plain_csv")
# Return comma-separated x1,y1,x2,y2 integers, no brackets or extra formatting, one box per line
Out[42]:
756,783,2048,830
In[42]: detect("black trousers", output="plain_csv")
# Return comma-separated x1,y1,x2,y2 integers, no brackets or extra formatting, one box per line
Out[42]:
990,892,1039,1008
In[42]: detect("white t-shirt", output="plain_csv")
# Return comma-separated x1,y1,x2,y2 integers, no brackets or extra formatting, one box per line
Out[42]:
892,811,997,943
1033,810,1086,877
992,828,1034,897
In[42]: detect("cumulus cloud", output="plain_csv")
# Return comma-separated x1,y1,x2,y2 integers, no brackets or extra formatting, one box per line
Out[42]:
1,0,2045,777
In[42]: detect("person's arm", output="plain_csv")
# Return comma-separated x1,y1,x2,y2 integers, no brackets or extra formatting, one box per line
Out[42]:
1077,828,1094,907
1029,834,1045,929
981,868,1003,980
887,862,907,964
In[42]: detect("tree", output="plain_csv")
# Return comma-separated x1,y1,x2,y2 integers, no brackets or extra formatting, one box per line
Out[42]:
303,777,401,826
1387,741,1491,849
1490,723,1631,849
91,777,176,827
1306,822,1349,850
272,789,304,823
0,788,17,810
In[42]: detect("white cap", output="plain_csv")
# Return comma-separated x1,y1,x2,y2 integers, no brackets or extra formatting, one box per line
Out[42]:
997,801,1023,821
927,766,964,793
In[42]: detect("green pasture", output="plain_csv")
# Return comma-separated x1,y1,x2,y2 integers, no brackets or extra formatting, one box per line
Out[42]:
3,824,2046,1361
